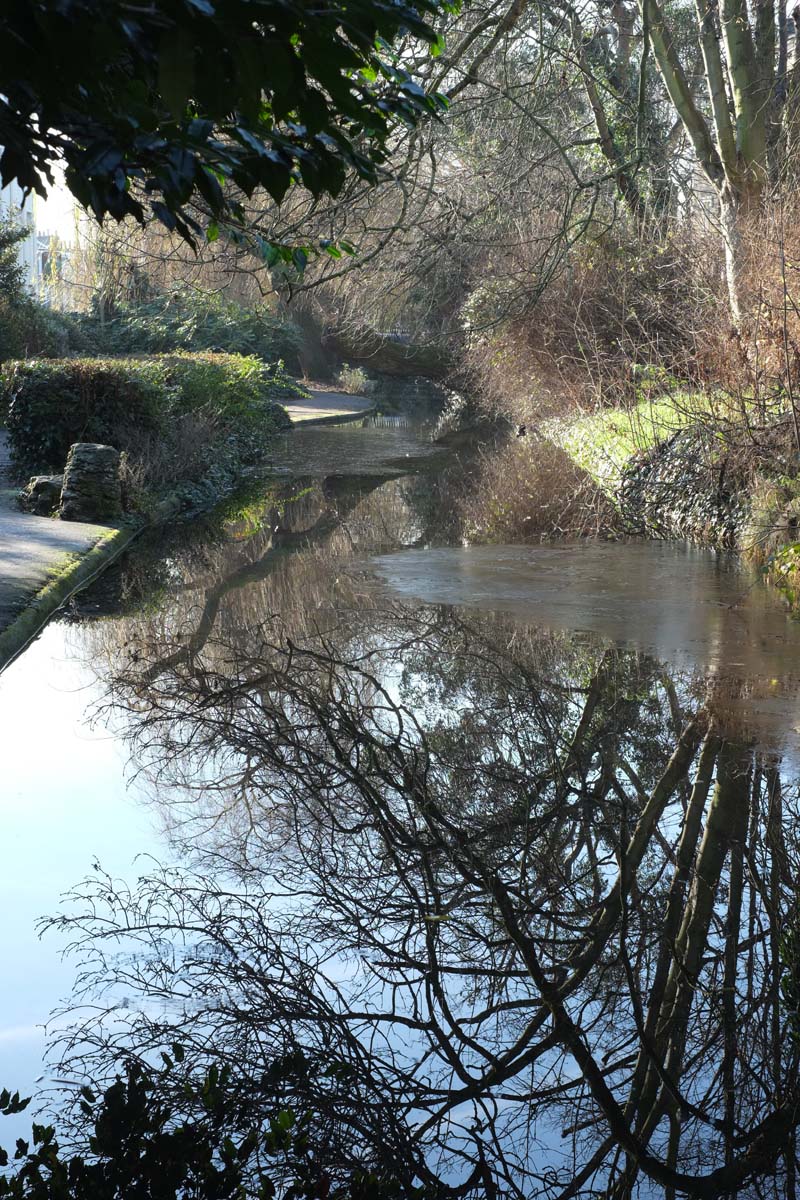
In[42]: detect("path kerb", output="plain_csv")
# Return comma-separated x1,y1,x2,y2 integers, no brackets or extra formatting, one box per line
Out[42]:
0,522,142,674
0,482,194,677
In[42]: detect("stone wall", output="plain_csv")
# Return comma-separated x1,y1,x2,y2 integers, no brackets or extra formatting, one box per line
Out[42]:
371,374,450,412
618,428,749,547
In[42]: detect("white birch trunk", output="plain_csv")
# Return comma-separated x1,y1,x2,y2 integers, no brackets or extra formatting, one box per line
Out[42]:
719,190,746,325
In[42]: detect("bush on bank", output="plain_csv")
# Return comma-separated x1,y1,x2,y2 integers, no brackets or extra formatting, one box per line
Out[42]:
1,353,298,506
0,296,84,364
75,288,303,370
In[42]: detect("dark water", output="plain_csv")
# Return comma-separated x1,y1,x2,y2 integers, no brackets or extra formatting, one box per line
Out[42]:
3,419,800,1197
266,414,445,476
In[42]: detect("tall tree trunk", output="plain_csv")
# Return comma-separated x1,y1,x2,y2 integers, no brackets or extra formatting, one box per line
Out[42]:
719,175,764,325
720,189,748,324
639,0,771,324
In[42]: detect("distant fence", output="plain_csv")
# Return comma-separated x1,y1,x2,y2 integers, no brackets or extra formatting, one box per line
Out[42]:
367,414,414,429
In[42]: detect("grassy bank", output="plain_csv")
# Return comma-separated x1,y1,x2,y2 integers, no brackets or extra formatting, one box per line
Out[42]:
453,391,702,546
544,391,800,611
544,392,702,495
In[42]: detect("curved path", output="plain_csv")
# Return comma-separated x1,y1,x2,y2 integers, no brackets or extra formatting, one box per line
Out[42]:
284,389,375,426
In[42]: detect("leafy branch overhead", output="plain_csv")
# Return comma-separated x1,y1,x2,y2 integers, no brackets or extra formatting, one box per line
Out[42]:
0,0,451,245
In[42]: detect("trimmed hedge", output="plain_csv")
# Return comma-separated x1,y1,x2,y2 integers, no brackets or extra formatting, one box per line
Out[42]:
2,352,297,479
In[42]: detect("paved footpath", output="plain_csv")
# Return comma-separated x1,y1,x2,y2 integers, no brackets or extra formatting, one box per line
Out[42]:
284,389,375,426
0,432,110,629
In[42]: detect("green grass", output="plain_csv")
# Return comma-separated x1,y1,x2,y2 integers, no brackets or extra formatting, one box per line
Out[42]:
545,392,705,494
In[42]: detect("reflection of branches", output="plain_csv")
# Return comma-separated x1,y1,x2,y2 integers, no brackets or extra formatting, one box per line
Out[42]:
46,614,800,1198
137,476,385,685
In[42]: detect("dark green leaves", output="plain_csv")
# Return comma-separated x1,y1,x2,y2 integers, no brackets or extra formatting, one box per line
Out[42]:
158,30,195,121
0,1055,422,1200
0,0,450,245
0,1091,29,1118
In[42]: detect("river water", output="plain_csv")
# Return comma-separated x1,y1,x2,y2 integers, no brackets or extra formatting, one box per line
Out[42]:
2,418,800,1197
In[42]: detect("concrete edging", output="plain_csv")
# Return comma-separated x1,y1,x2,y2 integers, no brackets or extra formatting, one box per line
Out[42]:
0,521,144,675
288,405,376,428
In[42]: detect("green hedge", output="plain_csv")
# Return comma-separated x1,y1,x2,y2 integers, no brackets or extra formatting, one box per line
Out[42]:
2,352,297,478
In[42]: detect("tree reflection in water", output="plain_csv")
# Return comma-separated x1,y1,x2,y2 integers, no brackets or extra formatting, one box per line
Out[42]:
45,481,800,1199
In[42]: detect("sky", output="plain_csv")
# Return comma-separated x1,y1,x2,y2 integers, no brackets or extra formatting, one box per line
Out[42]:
0,622,164,1138
34,169,77,240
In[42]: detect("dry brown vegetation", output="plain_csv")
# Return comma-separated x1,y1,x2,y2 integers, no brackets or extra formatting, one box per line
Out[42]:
455,438,619,542
451,190,800,545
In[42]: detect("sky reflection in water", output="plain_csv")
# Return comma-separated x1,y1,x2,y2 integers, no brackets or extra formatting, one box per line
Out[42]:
2,421,800,1194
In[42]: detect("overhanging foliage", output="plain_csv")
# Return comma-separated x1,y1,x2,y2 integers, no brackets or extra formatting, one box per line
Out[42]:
0,0,450,247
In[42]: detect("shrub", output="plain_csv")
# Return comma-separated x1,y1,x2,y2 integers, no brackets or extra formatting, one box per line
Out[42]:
335,363,376,395
460,219,720,425
2,353,297,488
741,474,800,568
3,358,165,473
0,300,89,362
157,351,300,431
76,288,303,369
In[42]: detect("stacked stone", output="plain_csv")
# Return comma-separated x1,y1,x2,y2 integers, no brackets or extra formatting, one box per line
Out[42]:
19,475,64,515
58,443,122,522
618,428,748,548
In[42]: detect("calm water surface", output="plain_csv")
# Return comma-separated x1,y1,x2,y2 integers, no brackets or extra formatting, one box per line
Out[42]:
2,418,800,1196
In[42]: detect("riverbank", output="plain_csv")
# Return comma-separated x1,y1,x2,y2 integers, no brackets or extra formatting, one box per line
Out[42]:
0,432,138,671
0,430,155,672
0,388,377,671
539,394,800,609
545,402,749,547
442,379,800,612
